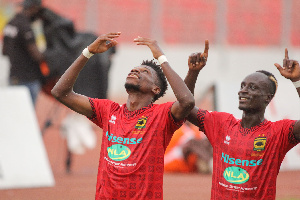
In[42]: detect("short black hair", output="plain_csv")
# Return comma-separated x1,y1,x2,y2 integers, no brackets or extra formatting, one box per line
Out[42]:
141,59,168,102
256,70,278,96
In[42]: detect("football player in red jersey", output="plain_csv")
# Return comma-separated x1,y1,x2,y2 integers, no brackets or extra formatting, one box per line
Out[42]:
51,32,195,199
185,47,300,199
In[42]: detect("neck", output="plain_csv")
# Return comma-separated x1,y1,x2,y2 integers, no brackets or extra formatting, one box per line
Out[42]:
126,92,153,111
241,111,265,129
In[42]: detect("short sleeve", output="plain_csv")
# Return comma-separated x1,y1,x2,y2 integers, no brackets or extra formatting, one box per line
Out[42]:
87,98,115,128
196,109,234,146
275,119,298,153
162,102,185,147
167,102,185,129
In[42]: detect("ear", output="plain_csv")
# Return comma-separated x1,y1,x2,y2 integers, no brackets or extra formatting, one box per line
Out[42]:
265,94,273,105
152,85,160,96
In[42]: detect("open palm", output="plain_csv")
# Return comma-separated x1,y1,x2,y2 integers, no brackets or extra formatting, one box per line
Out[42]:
88,32,120,54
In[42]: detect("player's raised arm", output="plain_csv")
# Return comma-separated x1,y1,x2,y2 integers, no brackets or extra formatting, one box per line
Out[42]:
51,32,120,117
184,40,209,95
183,40,209,126
134,37,195,121
274,48,300,141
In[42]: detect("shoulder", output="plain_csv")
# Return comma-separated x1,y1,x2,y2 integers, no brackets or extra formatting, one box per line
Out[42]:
89,98,120,109
263,119,296,137
269,119,296,127
198,109,235,120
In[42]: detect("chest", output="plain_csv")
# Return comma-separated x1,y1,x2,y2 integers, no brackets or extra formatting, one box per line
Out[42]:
103,108,169,143
216,124,276,159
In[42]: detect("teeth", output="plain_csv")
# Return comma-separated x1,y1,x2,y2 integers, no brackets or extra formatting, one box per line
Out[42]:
241,98,247,100
129,74,138,78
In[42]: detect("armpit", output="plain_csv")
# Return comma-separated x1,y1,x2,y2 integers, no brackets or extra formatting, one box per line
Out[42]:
289,121,300,144
87,98,97,122
197,109,207,132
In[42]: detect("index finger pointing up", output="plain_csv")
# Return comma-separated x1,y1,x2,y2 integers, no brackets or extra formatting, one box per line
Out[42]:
204,40,209,57
285,48,289,59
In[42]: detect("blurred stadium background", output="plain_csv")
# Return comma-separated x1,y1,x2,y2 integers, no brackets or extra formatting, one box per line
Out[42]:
1,0,300,199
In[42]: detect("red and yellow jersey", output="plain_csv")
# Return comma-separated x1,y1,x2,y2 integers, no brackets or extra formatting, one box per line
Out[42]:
88,98,183,200
197,109,298,200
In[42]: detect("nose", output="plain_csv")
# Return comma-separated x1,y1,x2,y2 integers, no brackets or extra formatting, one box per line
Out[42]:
131,68,140,73
238,85,248,95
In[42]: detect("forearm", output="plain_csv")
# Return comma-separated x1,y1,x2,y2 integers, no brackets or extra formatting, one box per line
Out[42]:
184,69,201,95
292,80,300,140
290,79,300,97
161,62,194,107
296,86,300,97
292,85,300,141
51,54,88,98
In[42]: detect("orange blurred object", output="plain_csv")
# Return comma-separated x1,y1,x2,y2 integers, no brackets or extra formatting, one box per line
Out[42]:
40,61,50,77
164,123,203,173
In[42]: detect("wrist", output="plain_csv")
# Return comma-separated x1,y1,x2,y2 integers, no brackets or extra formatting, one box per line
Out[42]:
157,55,168,65
188,68,201,74
82,47,94,59
291,77,300,82
292,79,300,88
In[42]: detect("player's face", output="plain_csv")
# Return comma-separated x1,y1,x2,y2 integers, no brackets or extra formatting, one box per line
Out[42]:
238,72,272,113
125,65,159,93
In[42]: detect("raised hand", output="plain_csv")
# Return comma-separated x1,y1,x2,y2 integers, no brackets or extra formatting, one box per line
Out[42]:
274,48,300,82
88,32,121,54
133,37,163,59
188,40,209,71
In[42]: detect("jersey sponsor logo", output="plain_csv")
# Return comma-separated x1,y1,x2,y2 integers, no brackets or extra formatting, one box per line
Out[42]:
221,152,263,167
109,115,116,124
135,116,148,130
107,144,131,161
131,130,145,134
253,135,267,152
251,152,265,157
219,182,257,192
224,135,231,145
106,132,142,144
223,166,249,184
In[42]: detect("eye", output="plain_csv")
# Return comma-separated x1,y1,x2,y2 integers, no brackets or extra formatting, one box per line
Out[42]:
240,83,245,89
249,84,257,90
143,70,149,73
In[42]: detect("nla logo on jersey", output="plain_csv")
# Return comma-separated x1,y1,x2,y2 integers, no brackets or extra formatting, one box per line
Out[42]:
221,152,263,185
223,166,249,184
107,144,131,161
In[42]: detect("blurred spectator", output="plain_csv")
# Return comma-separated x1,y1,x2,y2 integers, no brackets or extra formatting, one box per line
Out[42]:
164,122,213,174
35,4,116,173
37,7,116,99
2,0,47,105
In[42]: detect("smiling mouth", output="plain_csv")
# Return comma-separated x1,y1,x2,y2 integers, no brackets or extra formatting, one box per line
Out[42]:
239,97,250,102
127,74,139,79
